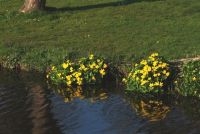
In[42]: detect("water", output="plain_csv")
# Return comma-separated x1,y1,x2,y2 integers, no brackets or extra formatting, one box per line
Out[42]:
0,70,200,134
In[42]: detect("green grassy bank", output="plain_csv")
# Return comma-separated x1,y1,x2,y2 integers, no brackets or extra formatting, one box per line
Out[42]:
0,0,200,71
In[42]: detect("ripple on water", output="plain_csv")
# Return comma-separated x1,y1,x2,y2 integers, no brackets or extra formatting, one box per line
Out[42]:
0,71,61,134
1,70,200,134
50,91,147,134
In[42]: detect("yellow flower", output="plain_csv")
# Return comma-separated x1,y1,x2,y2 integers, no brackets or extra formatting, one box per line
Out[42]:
66,75,72,81
51,66,56,70
192,77,197,81
147,66,151,72
66,80,72,86
128,73,132,78
166,72,170,77
149,56,155,61
149,83,154,88
97,59,101,63
150,53,159,57
140,60,147,65
143,65,151,72
153,73,158,77
148,77,151,80
140,70,144,74
89,64,93,69
140,80,148,86
154,82,160,86
152,66,158,71
162,70,167,74
122,78,127,83
57,73,61,77
62,63,68,69
99,69,106,76
161,63,167,68
159,82,163,87
92,76,96,81
66,60,72,65
77,80,83,86
80,64,86,70
141,74,146,79
70,67,74,72
78,76,82,80
103,64,108,69
83,67,88,71
76,77,83,85
95,65,99,69
131,74,136,79
73,72,82,78
154,53,158,56
89,54,94,60
89,63,96,69
153,61,158,66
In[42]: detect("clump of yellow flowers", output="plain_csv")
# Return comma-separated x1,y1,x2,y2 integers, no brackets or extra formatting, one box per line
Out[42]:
47,54,108,86
123,53,171,93
177,60,200,97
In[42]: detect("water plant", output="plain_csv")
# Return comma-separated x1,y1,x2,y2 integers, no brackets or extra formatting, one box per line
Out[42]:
176,61,200,97
123,53,171,93
78,54,108,84
47,54,108,86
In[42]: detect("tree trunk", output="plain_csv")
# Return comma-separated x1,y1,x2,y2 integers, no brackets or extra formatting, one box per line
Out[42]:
20,0,46,13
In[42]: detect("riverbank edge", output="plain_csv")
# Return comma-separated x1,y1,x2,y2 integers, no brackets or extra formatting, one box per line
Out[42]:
1,55,200,98
1,55,200,76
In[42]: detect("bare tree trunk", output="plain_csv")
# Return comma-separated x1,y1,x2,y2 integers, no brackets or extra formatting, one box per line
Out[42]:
20,0,46,13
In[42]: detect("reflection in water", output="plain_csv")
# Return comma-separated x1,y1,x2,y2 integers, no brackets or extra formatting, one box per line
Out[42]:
52,86,109,103
0,70,60,134
49,86,145,134
29,84,56,134
51,86,170,122
49,85,200,134
1,70,200,134
128,97,170,122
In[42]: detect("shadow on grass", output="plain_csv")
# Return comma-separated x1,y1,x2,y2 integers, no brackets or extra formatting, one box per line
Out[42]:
45,0,163,12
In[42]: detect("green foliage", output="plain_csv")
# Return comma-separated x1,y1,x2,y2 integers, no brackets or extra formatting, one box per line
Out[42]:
176,61,200,97
1,0,200,96
1,0,200,71
0,45,69,71
123,53,171,93
78,54,108,84
47,54,108,86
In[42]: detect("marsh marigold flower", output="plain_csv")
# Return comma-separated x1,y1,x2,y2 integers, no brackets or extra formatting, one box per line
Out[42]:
103,64,108,69
123,52,170,93
192,77,197,81
99,69,106,76
89,54,94,60
62,63,68,69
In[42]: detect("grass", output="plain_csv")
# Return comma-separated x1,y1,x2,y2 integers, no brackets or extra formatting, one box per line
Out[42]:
0,0,200,71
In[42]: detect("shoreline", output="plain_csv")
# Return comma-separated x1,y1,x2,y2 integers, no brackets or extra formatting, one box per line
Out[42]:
1,55,199,75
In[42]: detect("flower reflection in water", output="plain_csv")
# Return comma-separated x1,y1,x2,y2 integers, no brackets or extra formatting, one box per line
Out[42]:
128,96,170,122
50,84,170,122
52,86,109,103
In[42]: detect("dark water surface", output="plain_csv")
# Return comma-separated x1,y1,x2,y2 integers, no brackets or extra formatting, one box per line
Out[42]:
0,70,200,134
